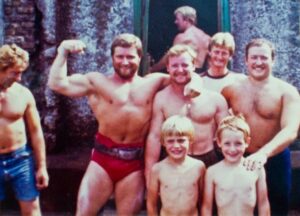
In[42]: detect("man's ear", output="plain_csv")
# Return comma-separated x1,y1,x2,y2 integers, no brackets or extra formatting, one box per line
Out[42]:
245,136,251,148
216,138,222,148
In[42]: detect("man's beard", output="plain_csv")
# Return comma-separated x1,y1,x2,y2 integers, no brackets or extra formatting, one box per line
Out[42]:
114,66,138,79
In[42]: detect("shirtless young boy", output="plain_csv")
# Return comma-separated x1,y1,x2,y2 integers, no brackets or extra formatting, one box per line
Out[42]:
201,115,270,216
147,115,206,216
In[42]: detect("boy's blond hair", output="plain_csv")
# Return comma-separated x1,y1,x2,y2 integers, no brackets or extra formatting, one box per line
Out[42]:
216,114,250,142
174,6,197,25
209,32,235,56
160,115,195,144
166,44,197,65
0,44,29,72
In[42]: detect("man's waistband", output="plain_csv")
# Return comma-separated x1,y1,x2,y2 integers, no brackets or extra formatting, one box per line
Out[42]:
94,142,144,161
0,144,31,160
94,133,144,161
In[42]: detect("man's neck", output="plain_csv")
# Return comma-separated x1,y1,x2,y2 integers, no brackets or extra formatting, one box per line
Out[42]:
207,67,229,78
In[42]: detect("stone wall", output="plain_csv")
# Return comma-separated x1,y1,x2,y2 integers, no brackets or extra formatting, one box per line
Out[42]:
229,0,300,90
3,0,36,52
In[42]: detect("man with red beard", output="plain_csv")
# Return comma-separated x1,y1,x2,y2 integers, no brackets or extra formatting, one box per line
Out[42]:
222,38,300,216
48,34,201,216
48,33,173,216
145,44,228,186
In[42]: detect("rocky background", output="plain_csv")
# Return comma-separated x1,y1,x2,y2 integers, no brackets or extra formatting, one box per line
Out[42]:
229,0,300,88
1,0,299,154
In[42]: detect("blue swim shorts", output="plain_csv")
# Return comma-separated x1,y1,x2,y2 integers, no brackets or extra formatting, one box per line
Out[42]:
0,145,39,201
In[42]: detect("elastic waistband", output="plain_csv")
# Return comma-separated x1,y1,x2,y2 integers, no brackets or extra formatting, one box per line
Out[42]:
95,133,143,148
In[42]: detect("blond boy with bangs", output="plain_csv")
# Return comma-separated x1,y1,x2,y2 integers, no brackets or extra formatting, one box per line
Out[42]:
201,115,270,216
147,115,206,216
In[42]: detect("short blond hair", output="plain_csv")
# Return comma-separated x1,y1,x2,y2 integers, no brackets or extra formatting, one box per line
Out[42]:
160,115,195,144
174,6,197,25
0,44,29,72
209,32,235,56
216,114,250,142
166,44,197,65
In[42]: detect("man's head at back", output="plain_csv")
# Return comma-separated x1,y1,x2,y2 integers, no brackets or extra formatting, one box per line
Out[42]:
245,38,275,81
0,44,29,89
111,33,142,80
216,115,250,164
166,44,196,85
174,6,197,31
208,32,235,70
161,115,195,160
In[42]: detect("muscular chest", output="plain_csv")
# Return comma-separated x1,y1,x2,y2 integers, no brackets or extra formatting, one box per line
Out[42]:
0,95,26,120
163,95,217,123
231,87,282,119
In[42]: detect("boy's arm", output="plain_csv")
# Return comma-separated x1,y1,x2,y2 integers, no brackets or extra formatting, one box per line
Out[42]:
25,90,49,190
145,95,164,187
48,40,95,97
257,168,270,216
201,168,214,216
147,165,160,216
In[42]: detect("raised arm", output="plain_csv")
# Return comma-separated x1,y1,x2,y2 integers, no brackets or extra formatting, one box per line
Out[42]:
48,40,94,97
25,89,49,190
147,164,160,216
257,168,270,216
201,168,214,216
145,95,165,187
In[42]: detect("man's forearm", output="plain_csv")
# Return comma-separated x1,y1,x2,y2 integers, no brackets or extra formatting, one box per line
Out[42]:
259,127,298,158
48,45,69,89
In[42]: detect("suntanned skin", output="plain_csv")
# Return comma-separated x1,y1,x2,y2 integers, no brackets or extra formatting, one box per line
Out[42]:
147,134,205,216
202,159,269,216
145,49,228,185
0,65,48,216
150,12,210,72
203,44,246,92
202,127,270,216
222,44,300,170
48,38,172,216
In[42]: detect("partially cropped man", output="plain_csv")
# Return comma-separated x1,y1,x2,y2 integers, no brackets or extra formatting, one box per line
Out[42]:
0,44,49,215
222,38,300,215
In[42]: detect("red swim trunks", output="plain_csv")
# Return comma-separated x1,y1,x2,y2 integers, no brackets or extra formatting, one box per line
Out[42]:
91,133,144,184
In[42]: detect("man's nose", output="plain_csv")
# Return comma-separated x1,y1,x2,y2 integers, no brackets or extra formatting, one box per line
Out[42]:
121,58,129,65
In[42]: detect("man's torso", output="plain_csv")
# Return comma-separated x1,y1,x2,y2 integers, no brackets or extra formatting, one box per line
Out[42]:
0,83,28,152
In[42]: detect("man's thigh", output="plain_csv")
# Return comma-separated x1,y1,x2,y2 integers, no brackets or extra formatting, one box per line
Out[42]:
115,170,145,214
77,161,114,214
